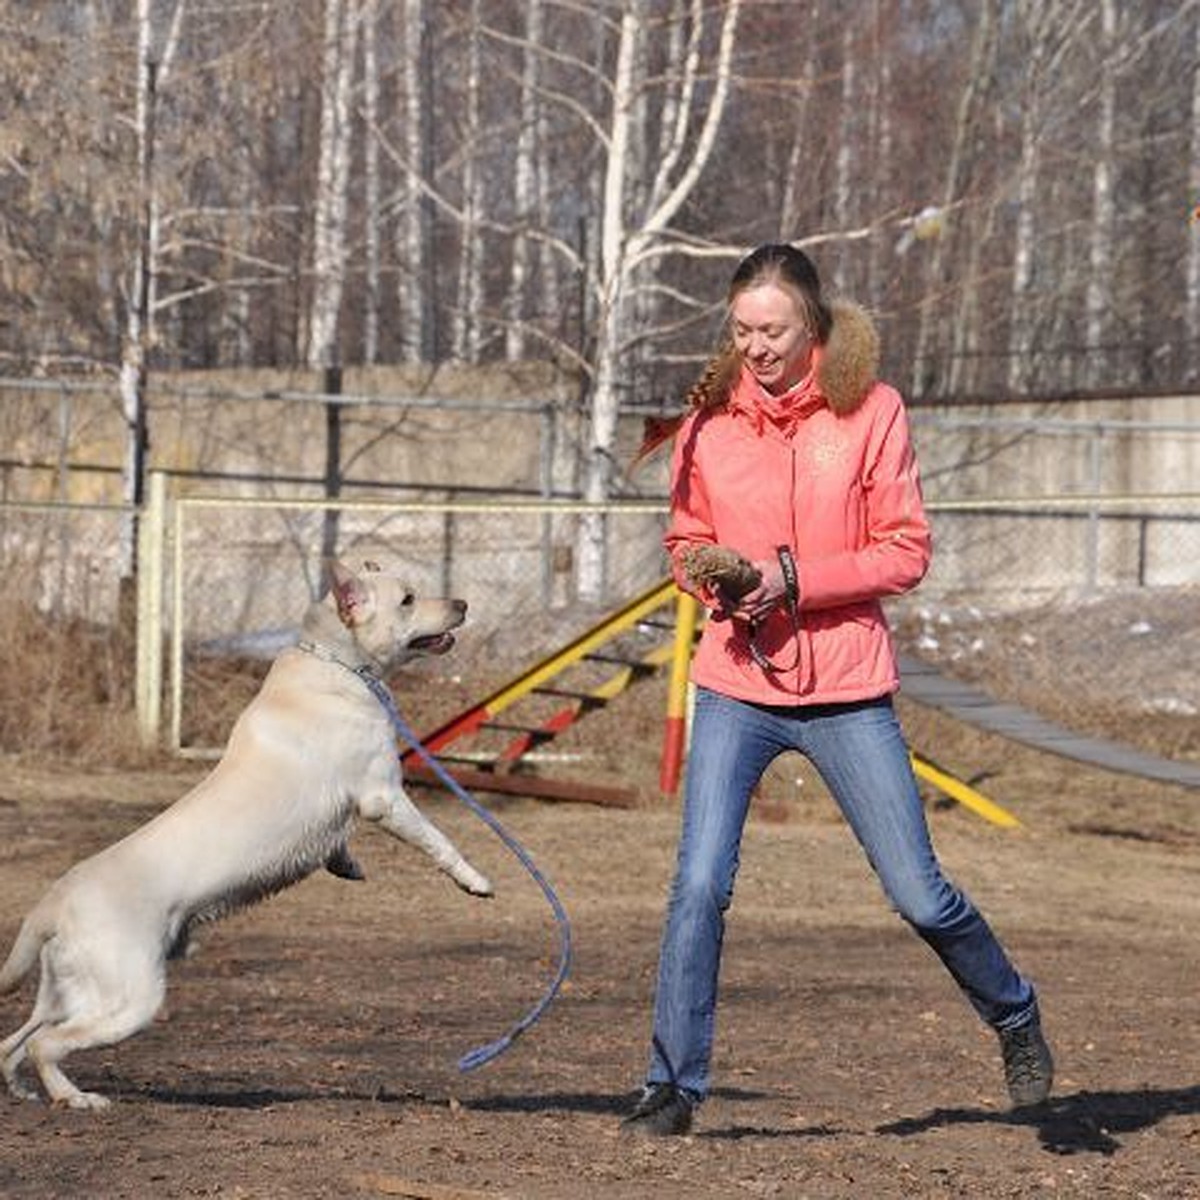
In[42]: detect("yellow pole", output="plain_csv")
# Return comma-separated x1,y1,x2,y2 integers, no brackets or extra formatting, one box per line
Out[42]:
659,589,697,798
911,752,1022,828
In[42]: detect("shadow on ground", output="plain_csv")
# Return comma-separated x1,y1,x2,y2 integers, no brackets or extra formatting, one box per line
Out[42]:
878,1083,1200,1156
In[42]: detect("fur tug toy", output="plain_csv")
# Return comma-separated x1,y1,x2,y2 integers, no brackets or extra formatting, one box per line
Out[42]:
680,544,762,604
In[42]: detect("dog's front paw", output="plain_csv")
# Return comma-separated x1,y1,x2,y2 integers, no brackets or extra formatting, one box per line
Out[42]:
325,845,366,882
452,863,494,897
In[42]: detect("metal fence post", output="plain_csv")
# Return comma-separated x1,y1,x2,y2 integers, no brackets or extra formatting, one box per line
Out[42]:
135,470,167,746
1086,425,1102,591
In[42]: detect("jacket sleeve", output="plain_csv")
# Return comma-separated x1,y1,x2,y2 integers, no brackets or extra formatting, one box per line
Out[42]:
662,415,718,599
796,396,932,610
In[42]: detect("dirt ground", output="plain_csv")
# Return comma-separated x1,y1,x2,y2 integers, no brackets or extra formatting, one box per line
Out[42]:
2,665,1199,1199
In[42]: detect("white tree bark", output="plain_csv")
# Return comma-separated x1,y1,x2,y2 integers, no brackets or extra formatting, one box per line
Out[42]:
1187,9,1200,379
307,0,360,369
831,25,857,295
451,0,484,362
576,3,642,601
779,1,819,239
398,0,430,361
1007,95,1040,392
1007,0,1093,396
1084,0,1118,390
504,0,543,361
119,0,184,578
577,0,741,601
866,2,893,304
913,1,995,398
361,0,381,363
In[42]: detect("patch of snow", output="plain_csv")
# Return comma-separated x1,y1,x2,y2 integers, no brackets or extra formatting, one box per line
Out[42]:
1142,697,1198,717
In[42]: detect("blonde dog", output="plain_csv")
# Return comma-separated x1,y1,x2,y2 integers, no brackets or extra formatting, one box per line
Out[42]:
1,558,492,1110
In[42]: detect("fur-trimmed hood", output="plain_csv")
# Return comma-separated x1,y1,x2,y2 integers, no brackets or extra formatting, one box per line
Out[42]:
813,299,881,416
635,298,882,463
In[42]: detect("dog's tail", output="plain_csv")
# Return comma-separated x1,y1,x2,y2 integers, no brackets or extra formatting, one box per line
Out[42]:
0,918,46,994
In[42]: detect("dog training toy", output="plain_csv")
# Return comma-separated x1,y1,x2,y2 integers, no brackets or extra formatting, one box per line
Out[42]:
680,544,762,602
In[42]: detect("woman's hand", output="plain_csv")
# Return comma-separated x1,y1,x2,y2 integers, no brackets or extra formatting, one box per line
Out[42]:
731,557,789,622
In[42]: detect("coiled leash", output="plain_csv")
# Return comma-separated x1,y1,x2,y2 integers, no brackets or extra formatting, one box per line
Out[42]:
746,545,802,675
354,667,573,1073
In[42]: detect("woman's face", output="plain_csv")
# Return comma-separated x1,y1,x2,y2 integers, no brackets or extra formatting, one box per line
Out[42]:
729,282,814,396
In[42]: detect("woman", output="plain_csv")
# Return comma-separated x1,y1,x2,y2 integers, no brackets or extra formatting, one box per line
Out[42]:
622,243,1052,1138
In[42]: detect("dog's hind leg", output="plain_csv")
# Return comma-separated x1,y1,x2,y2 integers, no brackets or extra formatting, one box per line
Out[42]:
2,934,70,1102
25,987,164,1111
2,1014,47,1101
23,945,167,1110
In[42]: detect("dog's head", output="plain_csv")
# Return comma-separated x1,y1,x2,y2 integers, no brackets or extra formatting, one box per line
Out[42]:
326,558,467,670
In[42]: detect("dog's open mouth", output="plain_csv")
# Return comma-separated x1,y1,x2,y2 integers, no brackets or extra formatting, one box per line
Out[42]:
408,632,456,655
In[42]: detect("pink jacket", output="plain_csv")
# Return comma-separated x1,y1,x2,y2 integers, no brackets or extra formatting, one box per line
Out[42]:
665,301,931,705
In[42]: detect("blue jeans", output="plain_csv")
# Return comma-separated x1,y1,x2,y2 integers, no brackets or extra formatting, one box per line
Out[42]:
645,688,1038,1100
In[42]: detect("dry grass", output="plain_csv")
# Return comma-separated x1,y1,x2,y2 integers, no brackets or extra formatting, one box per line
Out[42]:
0,600,156,767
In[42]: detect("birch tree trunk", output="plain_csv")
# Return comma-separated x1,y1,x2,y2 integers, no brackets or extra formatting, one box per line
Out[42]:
307,0,360,369
117,0,157,581
1007,0,1092,396
361,0,381,363
912,0,995,398
451,0,483,362
577,0,741,602
778,1,818,239
1084,0,1118,390
398,0,433,361
866,2,893,305
119,0,184,581
576,2,641,603
1006,5,1047,396
504,0,543,361
831,26,857,295
1187,10,1200,380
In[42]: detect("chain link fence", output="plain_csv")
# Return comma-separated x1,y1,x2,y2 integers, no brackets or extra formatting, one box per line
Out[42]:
0,378,1196,768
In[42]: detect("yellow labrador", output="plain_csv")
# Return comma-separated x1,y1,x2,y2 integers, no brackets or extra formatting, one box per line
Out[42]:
1,558,492,1110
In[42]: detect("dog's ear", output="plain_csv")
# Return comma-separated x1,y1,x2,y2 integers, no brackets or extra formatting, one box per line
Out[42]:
329,560,376,628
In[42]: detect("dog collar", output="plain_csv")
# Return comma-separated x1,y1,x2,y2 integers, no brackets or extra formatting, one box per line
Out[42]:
295,638,383,680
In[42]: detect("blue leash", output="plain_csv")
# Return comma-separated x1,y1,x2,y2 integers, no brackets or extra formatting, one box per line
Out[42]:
355,668,573,1072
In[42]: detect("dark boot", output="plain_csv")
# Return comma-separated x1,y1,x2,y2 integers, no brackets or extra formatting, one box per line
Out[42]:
999,1016,1054,1108
619,1082,695,1137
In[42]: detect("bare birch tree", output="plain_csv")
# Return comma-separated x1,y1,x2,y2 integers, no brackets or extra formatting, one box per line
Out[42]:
1084,0,1118,390
577,0,741,600
361,0,382,363
911,1,996,399
6,0,1200,420
831,25,858,297
451,0,485,363
397,0,433,361
777,2,819,241
1005,3,1048,396
1005,0,1093,395
118,0,186,580
1186,8,1200,381
504,0,544,361
306,0,361,369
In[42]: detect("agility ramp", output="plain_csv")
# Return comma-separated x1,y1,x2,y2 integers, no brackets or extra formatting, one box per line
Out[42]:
404,580,1022,827
899,654,1200,792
